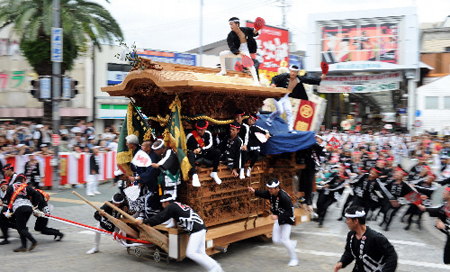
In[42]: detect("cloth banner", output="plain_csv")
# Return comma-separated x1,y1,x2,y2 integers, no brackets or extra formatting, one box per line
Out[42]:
164,95,191,181
255,114,316,155
293,100,316,131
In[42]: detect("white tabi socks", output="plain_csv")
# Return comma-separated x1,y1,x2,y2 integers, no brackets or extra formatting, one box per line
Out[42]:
246,167,252,177
239,168,245,180
210,172,222,185
192,174,201,187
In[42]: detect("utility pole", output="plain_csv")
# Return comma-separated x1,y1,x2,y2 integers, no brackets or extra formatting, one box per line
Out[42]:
51,0,61,190
277,0,291,28
199,0,203,66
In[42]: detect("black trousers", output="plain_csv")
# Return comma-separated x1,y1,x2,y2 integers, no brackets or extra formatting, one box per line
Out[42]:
300,168,316,205
316,193,336,221
383,206,401,228
15,206,37,248
34,205,61,236
444,236,450,264
0,206,10,240
240,150,248,168
404,204,424,226
247,150,260,168
188,148,220,173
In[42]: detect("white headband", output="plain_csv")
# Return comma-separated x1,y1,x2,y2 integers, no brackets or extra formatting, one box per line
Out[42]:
229,19,240,23
266,180,280,188
289,65,299,71
345,210,366,218
152,140,164,150
111,196,124,204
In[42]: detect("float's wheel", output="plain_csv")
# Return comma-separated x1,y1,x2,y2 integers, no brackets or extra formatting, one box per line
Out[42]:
154,248,161,262
257,234,272,242
134,247,142,257
127,247,133,255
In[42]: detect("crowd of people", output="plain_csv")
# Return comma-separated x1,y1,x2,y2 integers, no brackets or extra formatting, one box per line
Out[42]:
309,129,449,229
0,120,119,157
0,120,120,184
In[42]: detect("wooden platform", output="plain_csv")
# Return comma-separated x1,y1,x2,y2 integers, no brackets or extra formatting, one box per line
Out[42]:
152,208,309,260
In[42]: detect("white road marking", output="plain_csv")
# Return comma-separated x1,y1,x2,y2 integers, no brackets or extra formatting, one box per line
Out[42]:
78,231,96,235
293,230,428,247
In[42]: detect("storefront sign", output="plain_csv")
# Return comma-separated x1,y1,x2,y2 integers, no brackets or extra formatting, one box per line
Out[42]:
318,82,399,93
321,72,402,86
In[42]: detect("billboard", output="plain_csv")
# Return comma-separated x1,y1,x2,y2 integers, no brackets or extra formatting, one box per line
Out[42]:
137,50,196,66
306,7,419,71
107,50,197,86
321,23,398,64
246,22,289,79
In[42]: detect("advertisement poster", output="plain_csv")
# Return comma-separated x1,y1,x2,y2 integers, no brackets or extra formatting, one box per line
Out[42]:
246,22,289,80
321,23,398,64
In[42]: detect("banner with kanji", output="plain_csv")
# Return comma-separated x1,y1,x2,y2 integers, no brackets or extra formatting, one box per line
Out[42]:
293,100,316,131
163,96,191,181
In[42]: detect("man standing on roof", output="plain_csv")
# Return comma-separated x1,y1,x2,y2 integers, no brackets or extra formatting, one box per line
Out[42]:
266,65,325,133
217,17,260,86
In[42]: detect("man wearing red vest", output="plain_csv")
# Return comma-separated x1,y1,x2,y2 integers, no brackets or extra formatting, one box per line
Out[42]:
186,120,221,187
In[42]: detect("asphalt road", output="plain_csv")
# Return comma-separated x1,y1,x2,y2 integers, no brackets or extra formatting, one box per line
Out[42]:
2,182,450,272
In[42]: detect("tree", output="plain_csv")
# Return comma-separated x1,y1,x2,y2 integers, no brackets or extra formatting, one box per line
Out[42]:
0,0,123,126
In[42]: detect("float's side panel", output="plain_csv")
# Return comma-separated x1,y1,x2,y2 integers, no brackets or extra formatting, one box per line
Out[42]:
178,161,269,227
264,153,302,204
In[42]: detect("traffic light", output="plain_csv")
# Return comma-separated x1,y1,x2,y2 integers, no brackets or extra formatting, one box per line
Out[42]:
30,79,40,100
71,79,78,98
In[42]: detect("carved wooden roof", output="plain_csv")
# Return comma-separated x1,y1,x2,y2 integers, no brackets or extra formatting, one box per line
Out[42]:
101,59,289,120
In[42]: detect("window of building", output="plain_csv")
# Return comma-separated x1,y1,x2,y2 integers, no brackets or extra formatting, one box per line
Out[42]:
425,96,439,109
444,97,450,109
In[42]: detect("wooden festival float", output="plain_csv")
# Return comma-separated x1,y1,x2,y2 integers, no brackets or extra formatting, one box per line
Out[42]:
100,58,311,263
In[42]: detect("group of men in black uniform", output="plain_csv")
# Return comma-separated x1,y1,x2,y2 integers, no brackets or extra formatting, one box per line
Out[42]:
315,147,441,232
186,111,270,186
0,164,63,252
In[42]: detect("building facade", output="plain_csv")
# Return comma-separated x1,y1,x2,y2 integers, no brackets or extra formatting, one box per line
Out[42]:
306,7,420,132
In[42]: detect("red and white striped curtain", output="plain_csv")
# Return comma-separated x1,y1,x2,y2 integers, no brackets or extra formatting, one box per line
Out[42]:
4,151,117,187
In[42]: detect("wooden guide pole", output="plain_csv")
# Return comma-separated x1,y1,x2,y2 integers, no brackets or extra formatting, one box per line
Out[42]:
72,191,138,238
103,201,169,252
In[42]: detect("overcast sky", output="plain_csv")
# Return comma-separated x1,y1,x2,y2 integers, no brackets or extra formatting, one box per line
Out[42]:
94,0,450,52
